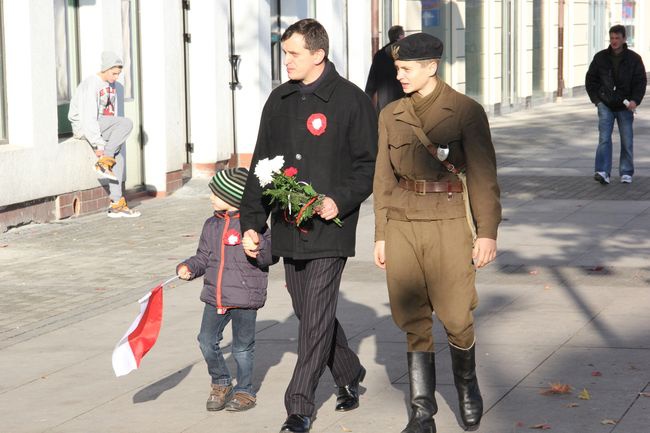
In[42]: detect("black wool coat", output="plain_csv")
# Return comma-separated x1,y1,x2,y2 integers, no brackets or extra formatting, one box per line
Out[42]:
585,44,646,111
365,43,405,112
241,64,378,260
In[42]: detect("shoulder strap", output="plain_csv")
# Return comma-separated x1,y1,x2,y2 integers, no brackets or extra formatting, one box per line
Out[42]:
409,123,476,242
409,124,464,175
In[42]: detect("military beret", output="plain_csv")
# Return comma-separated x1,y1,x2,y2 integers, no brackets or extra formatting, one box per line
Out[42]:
391,33,443,61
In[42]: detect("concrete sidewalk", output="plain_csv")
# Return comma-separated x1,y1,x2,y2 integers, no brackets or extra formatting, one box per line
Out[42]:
1,94,649,433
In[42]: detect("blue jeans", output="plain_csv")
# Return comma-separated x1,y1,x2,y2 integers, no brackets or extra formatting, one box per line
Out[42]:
595,102,634,177
197,304,257,396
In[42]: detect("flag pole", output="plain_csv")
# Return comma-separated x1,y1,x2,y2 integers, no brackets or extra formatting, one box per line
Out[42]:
162,275,180,286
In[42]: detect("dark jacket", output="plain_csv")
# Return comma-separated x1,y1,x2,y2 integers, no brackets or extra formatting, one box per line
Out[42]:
179,211,273,312
585,44,646,111
365,43,404,112
241,64,378,259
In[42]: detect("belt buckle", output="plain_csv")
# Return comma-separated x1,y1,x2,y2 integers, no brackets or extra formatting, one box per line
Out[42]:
414,179,427,196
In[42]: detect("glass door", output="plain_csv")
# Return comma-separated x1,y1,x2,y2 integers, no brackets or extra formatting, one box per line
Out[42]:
121,0,143,188
54,0,80,137
532,0,545,100
501,0,518,108
420,0,449,82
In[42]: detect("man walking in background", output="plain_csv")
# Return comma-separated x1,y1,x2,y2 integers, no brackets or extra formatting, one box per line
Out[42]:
585,24,646,185
365,25,405,113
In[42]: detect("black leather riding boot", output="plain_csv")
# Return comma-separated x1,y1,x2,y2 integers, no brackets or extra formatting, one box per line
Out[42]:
449,342,483,431
401,352,437,433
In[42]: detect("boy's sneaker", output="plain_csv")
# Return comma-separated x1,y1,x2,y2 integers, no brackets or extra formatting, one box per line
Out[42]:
225,392,256,412
95,156,118,181
206,384,233,411
107,197,141,218
621,175,633,184
594,171,610,185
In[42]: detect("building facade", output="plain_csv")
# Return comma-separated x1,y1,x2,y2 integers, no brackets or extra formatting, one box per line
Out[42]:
0,0,648,231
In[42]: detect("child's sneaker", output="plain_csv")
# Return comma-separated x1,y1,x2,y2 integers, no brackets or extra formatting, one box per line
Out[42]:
95,156,118,181
206,384,233,411
107,197,141,218
225,392,256,412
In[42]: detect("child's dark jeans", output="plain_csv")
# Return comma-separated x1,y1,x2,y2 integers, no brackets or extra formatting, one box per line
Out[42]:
197,303,257,396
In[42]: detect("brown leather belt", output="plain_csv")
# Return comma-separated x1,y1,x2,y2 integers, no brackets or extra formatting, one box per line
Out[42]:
398,178,463,195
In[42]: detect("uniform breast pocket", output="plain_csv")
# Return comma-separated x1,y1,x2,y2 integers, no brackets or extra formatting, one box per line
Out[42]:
387,134,414,171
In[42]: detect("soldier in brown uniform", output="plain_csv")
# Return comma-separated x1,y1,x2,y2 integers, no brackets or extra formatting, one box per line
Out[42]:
373,33,501,433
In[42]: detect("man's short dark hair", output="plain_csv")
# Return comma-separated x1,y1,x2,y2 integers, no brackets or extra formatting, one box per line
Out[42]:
609,24,626,38
281,18,329,59
388,25,405,43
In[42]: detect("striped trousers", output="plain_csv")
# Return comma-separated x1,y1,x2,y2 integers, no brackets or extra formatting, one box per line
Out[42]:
283,257,363,417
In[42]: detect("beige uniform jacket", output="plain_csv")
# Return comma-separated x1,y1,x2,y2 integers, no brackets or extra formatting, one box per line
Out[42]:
374,81,501,241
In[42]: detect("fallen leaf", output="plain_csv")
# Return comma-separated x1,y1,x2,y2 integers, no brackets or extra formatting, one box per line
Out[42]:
591,371,602,376
566,402,579,408
530,423,552,430
578,388,591,400
639,392,650,398
600,419,617,425
541,383,572,395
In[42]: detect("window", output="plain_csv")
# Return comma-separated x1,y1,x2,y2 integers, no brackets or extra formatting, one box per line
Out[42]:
465,0,484,103
54,0,79,136
270,0,282,87
0,1,7,142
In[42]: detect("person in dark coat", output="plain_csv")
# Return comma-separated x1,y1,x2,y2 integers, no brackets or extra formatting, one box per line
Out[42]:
585,24,646,185
365,25,405,113
240,18,377,433
177,168,274,413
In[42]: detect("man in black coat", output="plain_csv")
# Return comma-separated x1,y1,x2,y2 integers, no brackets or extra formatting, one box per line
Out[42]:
240,18,377,433
365,25,405,113
585,24,646,185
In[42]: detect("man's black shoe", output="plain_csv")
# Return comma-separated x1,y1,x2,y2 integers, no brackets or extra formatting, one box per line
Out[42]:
280,414,311,433
335,366,366,412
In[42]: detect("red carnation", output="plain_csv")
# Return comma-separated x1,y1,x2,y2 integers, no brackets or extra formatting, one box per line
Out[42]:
284,167,298,177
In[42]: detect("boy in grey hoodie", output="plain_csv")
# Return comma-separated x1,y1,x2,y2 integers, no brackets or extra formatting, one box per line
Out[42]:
68,51,139,218
177,168,274,412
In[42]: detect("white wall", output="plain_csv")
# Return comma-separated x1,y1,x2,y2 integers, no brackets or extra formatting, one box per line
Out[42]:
139,0,186,192
0,0,98,207
231,0,272,156
315,0,348,78
188,0,234,165
347,0,372,89
564,1,590,91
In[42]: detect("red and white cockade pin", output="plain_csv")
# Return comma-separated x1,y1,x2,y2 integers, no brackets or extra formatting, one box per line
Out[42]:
306,113,327,136
223,229,241,246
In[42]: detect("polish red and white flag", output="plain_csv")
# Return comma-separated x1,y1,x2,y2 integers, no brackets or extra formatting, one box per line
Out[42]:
112,283,166,377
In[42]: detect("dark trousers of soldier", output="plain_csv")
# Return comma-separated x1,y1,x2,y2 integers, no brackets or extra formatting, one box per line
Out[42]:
283,257,363,417
385,217,478,350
